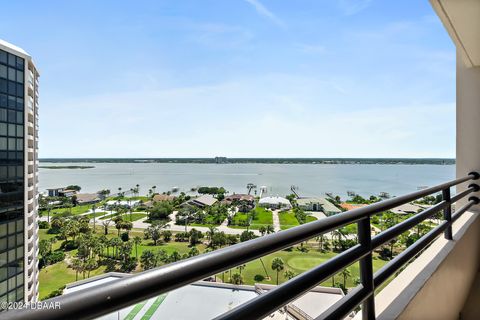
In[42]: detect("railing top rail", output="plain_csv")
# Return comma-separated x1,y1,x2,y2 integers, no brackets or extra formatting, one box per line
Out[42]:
3,173,478,320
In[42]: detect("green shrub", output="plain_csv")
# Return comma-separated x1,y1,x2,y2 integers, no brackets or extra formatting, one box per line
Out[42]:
254,274,265,282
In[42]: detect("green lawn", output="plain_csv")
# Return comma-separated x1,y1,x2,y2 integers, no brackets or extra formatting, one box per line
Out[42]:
230,207,273,230
279,211,300,230
121,213,148,222
38,225,390,300
216,247,387,287
39,260,106,300
41,204,92,217
279,211,317,230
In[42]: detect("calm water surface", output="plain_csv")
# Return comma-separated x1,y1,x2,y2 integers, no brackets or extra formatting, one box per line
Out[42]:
38,163,455,199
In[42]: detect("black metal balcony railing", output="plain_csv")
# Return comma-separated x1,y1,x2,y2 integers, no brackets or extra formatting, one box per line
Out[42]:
3,172,479,320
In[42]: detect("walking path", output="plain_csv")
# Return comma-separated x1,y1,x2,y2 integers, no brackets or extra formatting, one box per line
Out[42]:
271,210,281,232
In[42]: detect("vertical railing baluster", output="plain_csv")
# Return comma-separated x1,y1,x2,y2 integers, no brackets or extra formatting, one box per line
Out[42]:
358,216,375,320
442,188,452,240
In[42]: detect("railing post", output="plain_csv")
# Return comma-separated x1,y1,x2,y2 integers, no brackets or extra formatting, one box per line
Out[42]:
442,188,452,240
358,216,375,320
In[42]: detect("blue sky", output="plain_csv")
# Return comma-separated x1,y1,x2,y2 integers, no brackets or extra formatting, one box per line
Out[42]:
0,0,455,158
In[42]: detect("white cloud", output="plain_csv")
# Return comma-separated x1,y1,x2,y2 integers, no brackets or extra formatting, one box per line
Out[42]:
243,0,286,28
337,0,373,16
39,74,455,158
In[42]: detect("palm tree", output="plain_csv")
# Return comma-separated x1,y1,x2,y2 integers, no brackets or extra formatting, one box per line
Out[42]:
341,268,351,288
259,226,267,236
271,257,285,285
246,183,256,195
91,204,97,232
152,186,157,195
136,184,140,197
118,187,122,197
266,225,275,234
102,219,111,235
133,236,142,259
206,226,218,243
236,264,246,276
72,258,83,281
284,269,296,280
231,273,243,285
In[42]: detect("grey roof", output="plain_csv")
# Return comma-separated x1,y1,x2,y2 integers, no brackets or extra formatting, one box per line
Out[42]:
192,194,218,206
297,197,341,213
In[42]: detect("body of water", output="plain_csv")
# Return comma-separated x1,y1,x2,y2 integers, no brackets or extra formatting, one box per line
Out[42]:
38,162,456,199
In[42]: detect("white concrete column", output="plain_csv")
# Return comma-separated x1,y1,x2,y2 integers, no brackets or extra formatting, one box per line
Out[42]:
456,50,480,211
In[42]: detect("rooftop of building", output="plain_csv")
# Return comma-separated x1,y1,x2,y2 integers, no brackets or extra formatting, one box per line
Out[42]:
63,273,345,320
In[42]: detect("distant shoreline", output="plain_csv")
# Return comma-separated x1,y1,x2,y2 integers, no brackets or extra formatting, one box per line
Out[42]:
39,165,95,170
38,158,455,165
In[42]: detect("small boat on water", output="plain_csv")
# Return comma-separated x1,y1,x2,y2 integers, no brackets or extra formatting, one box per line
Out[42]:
379,192,390,198
172,186,179,192
417,186,428,190
347,191,356,197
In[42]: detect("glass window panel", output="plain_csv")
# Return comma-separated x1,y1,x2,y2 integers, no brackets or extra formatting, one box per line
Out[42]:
15,220,23,232
7,249,15,263
8,138,15,150
16,57,24,70
0,225,6,238
0,94,6,108
17,166,23,178
0,108,6,121
7,222,15,235
0,166,6,179
0,51,7,64
8,124,15,136
0,65,6,79
15,247,23,259
0,253,6,267
7,96,15,109
16,71,23,84
6,165,14,176
16,139,22,151
0,268,6,282
16,84,23,98
7,54,16,67
7,290,15,303
8,81,15,95
0,79,6,94
15,234,23,247
16,288,23,301
0,123,6,135
0,238,6,252
16,112,22,124
7,68,15,81
7,236,14,251
16,98,23,110
8,110,15,122
0,137,6,150
16,125,23,137
7,276,15,290
0,281,6,295
16,273,23,286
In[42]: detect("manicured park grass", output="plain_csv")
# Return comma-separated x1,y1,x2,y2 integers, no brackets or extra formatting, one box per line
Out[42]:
230,207,273,230
279,211,317,230
38,227,388,300
121,213,148,222
39,259,107,300
279,211,300,230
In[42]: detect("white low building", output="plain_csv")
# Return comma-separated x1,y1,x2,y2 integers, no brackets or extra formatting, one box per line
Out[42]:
62,273,346,320
258,196,292,210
